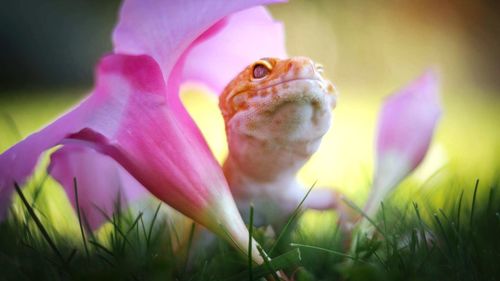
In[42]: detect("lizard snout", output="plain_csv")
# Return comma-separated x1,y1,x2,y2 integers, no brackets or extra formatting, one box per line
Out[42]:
285,56,318,78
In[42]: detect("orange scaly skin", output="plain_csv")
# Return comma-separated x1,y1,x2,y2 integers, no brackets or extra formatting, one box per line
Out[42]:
219,57,341,228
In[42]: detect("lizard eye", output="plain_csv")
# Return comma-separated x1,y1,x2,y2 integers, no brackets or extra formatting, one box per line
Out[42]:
252,60,273,80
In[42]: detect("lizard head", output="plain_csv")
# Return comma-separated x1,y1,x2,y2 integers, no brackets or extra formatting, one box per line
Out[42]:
219,57,337,143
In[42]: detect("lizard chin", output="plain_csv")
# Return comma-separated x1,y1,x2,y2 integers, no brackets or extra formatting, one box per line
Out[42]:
263,99,330,142
228,79,335,143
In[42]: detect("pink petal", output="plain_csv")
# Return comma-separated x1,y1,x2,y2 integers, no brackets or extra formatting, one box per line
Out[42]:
365,70,442,216
112,0,287,154
0,56,170,220
376,70,441,170
79,55,224,218
183,6,287,94
112,0,286,84
0,96,95,219
49,145,147,230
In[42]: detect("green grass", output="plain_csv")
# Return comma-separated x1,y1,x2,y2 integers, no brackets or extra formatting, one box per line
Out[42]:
0,173,498,280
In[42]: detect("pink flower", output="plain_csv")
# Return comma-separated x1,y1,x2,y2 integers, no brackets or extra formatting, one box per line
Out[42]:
0,0,286,263
364,71,442,217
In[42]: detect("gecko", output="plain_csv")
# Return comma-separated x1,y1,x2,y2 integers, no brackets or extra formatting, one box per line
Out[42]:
219,57,343,229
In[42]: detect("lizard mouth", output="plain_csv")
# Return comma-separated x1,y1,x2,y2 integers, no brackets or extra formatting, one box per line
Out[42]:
225,78,335,123
257,78,334,112
253,78,324,93
227,78,327,102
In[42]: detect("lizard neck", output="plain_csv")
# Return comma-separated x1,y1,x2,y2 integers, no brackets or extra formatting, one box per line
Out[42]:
223,130,322,194
223,130,323,226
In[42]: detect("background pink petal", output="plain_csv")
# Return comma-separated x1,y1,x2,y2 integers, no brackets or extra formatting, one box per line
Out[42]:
49,145,147,230
364,70,442,217
376,70,441,169
183,6,287,94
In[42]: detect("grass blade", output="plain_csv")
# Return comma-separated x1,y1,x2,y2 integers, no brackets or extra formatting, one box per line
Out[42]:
269,182,316,255
14,182,69,274
147,202,162,248
433,213,450,254
343,196,386,237
181,222,196,277
224,249,302,281
469,179,479,229
290,243,360,261
413,202,428,254
257,245,283,281
73,178,89,260
66,248,78,264
456,189,464,231
88,240,115,258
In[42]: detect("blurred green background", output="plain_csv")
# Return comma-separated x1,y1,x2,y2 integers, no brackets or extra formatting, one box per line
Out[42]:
1,0,499,209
